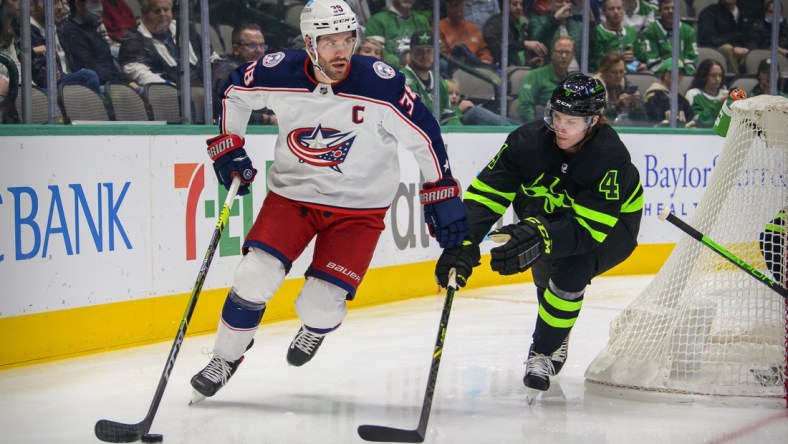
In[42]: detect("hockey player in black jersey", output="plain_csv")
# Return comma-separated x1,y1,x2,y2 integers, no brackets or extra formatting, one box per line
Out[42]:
435,73,644,403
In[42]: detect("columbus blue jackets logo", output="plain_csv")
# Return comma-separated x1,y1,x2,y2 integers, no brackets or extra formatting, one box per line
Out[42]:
373,61,396,79
287,124,357,172
262,52,285,68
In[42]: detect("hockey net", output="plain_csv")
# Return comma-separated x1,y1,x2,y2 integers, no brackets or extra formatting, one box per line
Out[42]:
586,95,788,401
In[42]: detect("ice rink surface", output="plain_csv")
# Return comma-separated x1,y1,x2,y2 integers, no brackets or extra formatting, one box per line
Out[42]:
2,275,788,443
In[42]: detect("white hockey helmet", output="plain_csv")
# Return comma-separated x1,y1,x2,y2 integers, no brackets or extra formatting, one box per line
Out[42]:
300,0,359,48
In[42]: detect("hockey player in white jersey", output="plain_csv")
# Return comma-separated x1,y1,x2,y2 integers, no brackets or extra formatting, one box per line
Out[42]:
191,0,468,401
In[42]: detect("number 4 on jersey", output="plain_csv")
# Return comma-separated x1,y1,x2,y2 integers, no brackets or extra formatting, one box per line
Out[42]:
599,170,620,200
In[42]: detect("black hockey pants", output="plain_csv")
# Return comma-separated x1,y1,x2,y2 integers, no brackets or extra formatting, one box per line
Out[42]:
529,215,640,354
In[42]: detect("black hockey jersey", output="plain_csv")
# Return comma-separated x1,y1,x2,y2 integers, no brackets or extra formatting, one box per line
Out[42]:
464,120,643,257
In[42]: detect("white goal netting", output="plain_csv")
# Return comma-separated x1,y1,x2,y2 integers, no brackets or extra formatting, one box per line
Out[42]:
586,95,788,399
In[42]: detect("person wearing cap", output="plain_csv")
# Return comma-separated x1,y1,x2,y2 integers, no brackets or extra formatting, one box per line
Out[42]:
403,30,516,126
643,58,695,126
401,30,459,125
190,0,468,403
750,58,788,97
435,72,643,403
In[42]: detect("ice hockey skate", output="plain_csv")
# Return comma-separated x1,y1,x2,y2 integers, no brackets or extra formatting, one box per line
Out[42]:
287,326,325,366
523,345,557,405
190,339,254,404
550,336,570,375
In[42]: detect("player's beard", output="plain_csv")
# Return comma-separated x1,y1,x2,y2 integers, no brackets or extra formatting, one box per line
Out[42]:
318,56,350,81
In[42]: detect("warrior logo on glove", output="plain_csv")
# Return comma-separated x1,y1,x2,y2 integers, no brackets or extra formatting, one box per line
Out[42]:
206,134,258,196
420,178,469,249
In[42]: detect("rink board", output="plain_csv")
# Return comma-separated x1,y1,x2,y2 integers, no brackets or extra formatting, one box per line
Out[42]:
0,126,724,367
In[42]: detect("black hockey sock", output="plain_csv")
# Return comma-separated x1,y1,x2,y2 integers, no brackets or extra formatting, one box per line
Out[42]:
532,286,583,354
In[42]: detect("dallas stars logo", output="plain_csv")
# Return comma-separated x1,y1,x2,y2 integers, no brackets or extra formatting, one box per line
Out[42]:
287,124,357,172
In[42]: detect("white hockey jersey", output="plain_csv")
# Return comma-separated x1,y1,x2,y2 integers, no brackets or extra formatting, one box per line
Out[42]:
218,50,455,213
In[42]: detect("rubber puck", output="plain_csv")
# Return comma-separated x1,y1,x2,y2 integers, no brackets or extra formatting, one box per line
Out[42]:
141,433,163,443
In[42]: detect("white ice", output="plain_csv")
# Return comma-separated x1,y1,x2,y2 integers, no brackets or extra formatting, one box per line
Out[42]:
2,275,788,443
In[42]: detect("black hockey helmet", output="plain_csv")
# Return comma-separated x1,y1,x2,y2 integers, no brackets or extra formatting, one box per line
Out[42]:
547,73,606,117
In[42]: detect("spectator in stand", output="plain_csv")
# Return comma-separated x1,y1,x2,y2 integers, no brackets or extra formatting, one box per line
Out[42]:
750,0,788,57
440,0,494,66
749,58,788,97
518,35,574,122
573,0,602,22
643,58,695,126
205,1,299,53
528,0,598,72
365,0,430,67
357,36,384,59
0,0,21,77
344,0,372,32
525,0,550,16
445,79,465,123
31,0,100,92
119,0,213,86
594,50,645,124
61,0,139,90
0,51,17,123
622,0,657,33
696,0,753,76
464,0,501,30
684,58,728,128
446,76,520,125
401,30,459,125
100,0,136,56
212,24,276,125
0,71,9,102
483,0,548,68
596,0,646,73
640,0,698,75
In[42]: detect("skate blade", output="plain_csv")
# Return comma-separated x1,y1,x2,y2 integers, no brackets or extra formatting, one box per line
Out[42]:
525,387,541,405
189,390,207,406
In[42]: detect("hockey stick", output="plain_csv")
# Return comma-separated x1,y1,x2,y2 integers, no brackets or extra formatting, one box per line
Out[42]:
357,270,458,443
95,177,242,443
659,209,788,299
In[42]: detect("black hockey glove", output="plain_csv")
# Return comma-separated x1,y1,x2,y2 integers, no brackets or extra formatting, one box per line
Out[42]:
207,134,258,196
489,217,551,275
421,178,469,249
435,240,480,288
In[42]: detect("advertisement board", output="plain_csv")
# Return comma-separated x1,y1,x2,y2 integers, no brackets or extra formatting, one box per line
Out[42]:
0,131,725,318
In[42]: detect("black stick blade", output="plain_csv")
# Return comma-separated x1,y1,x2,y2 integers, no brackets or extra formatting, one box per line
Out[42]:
357,425,424,443
95,419,146,443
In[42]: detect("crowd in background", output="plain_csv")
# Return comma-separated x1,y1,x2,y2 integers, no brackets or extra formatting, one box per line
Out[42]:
1,0,787,125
